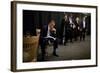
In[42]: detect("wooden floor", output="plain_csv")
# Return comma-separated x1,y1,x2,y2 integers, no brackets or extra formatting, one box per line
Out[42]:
37,35,91,62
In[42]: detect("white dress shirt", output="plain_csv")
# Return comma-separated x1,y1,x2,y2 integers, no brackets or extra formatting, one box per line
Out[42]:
83,20,86,28
47,26,50,37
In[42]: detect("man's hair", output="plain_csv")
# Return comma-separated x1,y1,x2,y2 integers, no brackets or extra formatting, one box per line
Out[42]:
47,19,55,24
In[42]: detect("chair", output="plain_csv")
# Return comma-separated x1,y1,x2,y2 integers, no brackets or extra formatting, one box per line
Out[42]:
23,36,39,62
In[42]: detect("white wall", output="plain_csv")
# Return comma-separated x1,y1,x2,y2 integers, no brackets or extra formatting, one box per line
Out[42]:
0,0,99,73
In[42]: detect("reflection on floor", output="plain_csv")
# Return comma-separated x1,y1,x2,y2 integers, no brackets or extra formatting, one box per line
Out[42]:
37,36,91,62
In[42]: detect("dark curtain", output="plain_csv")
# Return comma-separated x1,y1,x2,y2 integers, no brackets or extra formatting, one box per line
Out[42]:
23,10,64,37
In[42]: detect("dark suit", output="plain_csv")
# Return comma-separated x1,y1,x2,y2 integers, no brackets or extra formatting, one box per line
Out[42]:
60,19,65,44
39,25,58,60
60,19,70,44
69,17,75,42
74,21,80,41
80,20,87,41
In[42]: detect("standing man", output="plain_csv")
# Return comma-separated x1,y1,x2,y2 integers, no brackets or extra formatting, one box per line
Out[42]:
39,19,59,61
80,16,87,41
69,14,74,42
60,14,70,45
74,17,80,41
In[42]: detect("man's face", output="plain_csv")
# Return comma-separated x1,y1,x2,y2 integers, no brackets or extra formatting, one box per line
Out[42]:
70,14,72,17
49,20,55,28
64,15,68,21
83,17,86,21
76,17,79,21
83,16,87,20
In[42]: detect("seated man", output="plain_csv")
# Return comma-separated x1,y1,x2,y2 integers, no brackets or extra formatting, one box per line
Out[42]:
39,19,59,61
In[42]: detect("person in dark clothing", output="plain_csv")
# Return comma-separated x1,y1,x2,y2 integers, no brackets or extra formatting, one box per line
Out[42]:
79,16,87,41
74,17,80,41
69,14,74,42
60,15,65,45
39,19,59,61
60,14,70,45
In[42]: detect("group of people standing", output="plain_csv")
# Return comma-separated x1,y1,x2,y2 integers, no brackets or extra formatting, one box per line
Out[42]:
60,14,87,45
39,14,88,61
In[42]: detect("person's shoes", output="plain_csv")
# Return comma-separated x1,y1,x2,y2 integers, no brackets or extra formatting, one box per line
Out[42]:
64,43,66,46
53,53,59,57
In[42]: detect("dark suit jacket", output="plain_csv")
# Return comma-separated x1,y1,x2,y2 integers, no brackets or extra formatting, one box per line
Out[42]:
80,20,87,30
40,24,57,38
39,24,57,48
60,19,70,37
74,21,80,30
40,25,48,38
